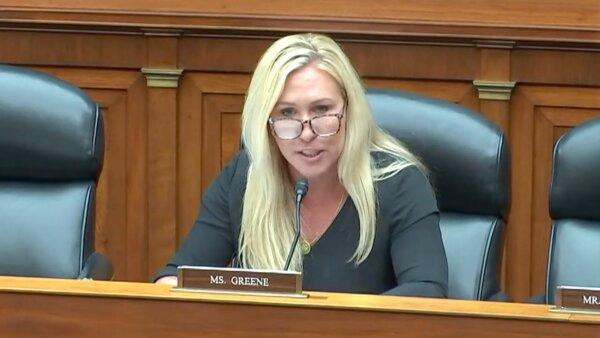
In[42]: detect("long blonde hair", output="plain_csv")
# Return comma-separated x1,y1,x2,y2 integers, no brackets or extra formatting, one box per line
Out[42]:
239,33,423,271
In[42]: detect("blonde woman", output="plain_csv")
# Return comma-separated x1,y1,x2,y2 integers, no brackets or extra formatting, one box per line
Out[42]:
155,33,447,297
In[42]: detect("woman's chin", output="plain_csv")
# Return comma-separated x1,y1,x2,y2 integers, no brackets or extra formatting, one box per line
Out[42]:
288,162,336,182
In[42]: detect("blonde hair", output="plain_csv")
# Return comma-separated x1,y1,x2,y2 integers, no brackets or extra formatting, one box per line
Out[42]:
239,33,423,271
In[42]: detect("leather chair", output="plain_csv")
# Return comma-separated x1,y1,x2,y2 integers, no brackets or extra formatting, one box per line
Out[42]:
541,117,600,304
0,64,112,280
367,88,510,300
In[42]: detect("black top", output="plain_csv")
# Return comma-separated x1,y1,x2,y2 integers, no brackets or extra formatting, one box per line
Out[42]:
155,151,448,298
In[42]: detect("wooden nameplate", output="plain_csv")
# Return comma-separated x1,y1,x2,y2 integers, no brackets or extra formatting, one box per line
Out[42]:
551,286,600,314
173,266,305,298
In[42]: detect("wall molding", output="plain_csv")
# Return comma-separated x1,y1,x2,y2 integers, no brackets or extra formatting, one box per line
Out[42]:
141,68,183,88
473,80,516,100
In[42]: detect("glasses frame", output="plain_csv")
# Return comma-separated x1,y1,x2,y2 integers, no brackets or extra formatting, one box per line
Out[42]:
268,111,345,140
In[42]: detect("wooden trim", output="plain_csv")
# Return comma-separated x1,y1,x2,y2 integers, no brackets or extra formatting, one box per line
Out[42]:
141,68,183,88
1,6,599,48
473,80,516,100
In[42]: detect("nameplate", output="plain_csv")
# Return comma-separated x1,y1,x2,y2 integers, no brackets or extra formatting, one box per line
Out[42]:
555,286,600,313
174,266,303,297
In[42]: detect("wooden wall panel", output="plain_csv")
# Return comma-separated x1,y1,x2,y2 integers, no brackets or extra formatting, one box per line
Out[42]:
3,0,599,43
0,31,145,68
176,73,249,260
3,0,599,27
478,48,512,132
180,37,270,72
346,43,479,80
364,79,477,110
177,75,204,247
146,36,180,280
512,50,600,86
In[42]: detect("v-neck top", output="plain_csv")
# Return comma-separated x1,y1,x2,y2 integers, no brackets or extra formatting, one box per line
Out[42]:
154,151,448,298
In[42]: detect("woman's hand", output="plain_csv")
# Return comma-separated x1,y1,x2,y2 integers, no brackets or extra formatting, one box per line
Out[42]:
155,276,178,286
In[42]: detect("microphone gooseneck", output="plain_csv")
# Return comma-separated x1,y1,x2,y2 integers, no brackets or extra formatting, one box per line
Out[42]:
283,178,309,270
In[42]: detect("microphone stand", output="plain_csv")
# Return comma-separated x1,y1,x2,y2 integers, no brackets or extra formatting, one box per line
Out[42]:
284,178,308,270
284,194,303,270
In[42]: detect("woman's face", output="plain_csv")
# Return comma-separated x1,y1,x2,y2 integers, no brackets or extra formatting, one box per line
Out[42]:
270,64,346,183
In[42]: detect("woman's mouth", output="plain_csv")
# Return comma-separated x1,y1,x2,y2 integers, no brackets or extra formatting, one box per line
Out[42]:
298,149,323,158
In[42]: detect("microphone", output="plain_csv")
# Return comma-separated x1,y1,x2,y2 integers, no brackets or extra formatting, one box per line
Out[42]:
283,178,309,270
294,178,309,203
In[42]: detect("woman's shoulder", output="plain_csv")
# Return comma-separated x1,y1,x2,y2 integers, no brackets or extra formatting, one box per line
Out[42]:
371,152,436,206
222,150,250,175
376,163,429,193
371,151,424,181
375,162,439,224
208,150,250,193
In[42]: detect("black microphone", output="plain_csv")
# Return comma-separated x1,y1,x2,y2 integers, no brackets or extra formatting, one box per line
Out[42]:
294,178,309,203
283,178,309,270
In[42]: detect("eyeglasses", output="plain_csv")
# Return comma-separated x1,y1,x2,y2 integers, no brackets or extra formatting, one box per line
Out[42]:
268,113,344,140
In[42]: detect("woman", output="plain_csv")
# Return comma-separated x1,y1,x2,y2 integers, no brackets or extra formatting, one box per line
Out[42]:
155,33,448,297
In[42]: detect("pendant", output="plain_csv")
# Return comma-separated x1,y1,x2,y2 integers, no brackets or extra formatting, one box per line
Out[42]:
300,239,311,255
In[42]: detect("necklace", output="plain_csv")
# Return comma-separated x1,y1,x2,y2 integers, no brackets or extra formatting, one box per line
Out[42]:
300,192,347,255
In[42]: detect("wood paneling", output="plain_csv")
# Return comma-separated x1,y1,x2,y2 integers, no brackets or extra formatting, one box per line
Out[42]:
2,1,599,43
180,38,271,72
0,2,599,302
363,79,477,110
3,0,599,27
176,73,249,253
346,43,479,80
512,50,600,86
146,36,179,280
0,31,145,68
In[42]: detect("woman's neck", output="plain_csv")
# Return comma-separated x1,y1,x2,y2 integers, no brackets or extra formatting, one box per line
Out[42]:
301,174,345,206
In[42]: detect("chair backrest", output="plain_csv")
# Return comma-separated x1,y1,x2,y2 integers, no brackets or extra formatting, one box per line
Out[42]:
545,117,600,304
367,88,510,300
0,64,104,278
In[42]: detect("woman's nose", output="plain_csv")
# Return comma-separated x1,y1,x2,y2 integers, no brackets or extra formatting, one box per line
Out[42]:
298,119,317,142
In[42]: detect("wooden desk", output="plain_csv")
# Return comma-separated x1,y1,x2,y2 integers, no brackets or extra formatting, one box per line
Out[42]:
0,276,598,337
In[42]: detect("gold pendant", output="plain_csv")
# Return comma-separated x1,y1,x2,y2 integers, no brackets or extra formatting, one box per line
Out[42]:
300,239,311,255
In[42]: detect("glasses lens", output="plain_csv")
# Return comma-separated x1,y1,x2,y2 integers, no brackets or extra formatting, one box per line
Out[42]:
311,115,340,136
272,119,302,139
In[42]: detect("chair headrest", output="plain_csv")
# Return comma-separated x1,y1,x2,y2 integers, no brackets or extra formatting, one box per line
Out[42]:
550,117,600,221
0,65,103,180
367,88,509,218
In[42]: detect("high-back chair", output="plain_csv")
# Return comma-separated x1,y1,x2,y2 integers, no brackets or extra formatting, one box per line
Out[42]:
368,88,510,300
0,64,112,280
543,117,600,304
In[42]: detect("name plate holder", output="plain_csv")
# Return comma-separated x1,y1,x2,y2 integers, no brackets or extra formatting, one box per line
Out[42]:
551,286,600,314
172,266,306,298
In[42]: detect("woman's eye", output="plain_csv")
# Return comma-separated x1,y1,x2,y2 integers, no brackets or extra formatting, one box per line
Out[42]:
280,108,295,116
314,105,329,114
